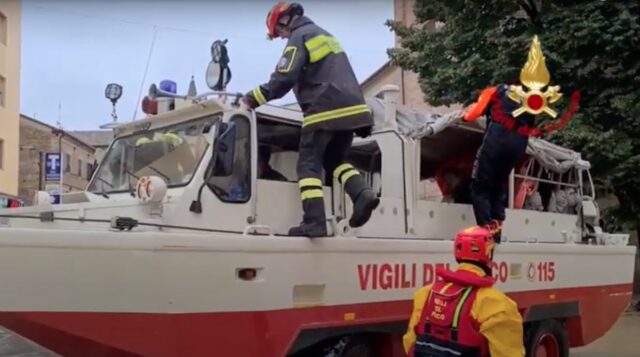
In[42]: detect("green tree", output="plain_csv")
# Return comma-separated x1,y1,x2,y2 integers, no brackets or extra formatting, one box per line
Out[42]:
388,0,640,233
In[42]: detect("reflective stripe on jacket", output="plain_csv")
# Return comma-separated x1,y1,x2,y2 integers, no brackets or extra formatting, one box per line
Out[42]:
245,16,373,132
403,263,525,357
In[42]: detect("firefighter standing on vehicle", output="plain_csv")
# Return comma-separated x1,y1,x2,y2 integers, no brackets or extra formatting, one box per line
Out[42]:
241,2,380,237
463,36,580,243
403,226,524,357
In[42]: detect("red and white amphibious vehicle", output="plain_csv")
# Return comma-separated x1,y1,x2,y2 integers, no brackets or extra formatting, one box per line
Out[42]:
0,79,634,357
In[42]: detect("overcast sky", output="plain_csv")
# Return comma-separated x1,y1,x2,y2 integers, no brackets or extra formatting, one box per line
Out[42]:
20,0,395,130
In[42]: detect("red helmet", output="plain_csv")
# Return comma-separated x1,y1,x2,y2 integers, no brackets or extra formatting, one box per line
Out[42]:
265,2,304,40
454,226,495,266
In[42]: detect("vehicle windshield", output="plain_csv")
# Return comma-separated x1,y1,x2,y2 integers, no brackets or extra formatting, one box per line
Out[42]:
87,116,218,194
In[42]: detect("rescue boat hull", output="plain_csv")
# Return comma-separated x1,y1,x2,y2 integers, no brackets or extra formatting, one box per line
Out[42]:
0,229,634,357
0,282,632,357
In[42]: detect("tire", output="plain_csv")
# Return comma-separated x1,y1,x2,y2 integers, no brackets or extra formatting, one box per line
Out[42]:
525,320,569,357
289,335,376,357
340,336,376,357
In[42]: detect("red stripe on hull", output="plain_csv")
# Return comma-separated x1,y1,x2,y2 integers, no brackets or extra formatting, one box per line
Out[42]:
0,283,631,357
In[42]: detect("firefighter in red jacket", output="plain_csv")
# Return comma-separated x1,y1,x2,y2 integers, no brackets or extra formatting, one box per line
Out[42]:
462,36,579,243
242,2,379,237
403,226,524,357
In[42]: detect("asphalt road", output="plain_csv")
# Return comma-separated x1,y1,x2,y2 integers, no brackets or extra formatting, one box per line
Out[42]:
571,310,640,357
0,311,638,356
0,327,56,357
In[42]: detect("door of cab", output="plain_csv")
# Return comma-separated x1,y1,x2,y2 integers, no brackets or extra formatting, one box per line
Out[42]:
192,112,255,233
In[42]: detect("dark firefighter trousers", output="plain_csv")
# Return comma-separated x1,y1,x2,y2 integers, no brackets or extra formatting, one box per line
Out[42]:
471,122,528,226
297,129,368,225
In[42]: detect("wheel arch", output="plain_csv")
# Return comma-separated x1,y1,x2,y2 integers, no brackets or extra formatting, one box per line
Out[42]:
286,321,406,356
522,301,581,347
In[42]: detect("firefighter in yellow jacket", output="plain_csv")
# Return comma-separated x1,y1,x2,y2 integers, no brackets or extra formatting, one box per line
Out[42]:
403,226,524,357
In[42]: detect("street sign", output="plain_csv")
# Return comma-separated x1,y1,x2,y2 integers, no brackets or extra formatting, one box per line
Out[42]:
44,184,60,205
50,194,60,204
45,153,61,181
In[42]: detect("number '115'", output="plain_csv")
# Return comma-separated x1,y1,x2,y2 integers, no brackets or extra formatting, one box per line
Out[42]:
537,262,555,282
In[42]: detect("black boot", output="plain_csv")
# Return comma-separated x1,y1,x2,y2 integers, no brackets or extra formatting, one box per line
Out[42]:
288,222,327,238
344,175,380,228
289,198,328,238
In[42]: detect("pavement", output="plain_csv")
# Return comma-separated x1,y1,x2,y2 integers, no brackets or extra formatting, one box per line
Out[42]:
0,328,53,356
571,310,640,357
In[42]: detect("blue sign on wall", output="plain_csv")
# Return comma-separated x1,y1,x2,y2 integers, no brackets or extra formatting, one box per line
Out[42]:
45,153,61,181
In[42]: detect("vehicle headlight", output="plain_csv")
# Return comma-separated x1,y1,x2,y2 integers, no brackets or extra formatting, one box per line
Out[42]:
135,176,167,203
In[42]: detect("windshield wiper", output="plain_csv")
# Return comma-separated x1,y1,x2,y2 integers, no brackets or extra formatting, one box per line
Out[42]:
123,168,140,197
97,177,114,188
148,165,170,182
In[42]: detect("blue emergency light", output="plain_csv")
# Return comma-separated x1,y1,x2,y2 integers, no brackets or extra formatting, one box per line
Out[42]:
159,80,177,94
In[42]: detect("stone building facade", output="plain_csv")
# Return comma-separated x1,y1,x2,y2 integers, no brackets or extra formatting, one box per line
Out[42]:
69,130,113,163
19,115,97,205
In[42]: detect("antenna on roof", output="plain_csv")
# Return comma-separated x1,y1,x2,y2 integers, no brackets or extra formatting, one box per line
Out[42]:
132,26,159,121
56,102,63,129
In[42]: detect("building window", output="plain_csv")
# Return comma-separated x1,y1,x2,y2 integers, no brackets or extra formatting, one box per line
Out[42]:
77,159,82,176
0,75,5,107
64,154,71,173
86,162,94,179
0,139,3,169
0,12,6,46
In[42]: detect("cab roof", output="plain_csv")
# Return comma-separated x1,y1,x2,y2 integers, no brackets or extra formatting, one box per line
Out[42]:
112,99,303,138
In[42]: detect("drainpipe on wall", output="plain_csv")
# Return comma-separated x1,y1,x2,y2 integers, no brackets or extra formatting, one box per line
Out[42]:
400,69,406,105
38,151,43,191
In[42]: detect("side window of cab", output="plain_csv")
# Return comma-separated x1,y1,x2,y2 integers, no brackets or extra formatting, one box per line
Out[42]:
206,115,251,203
